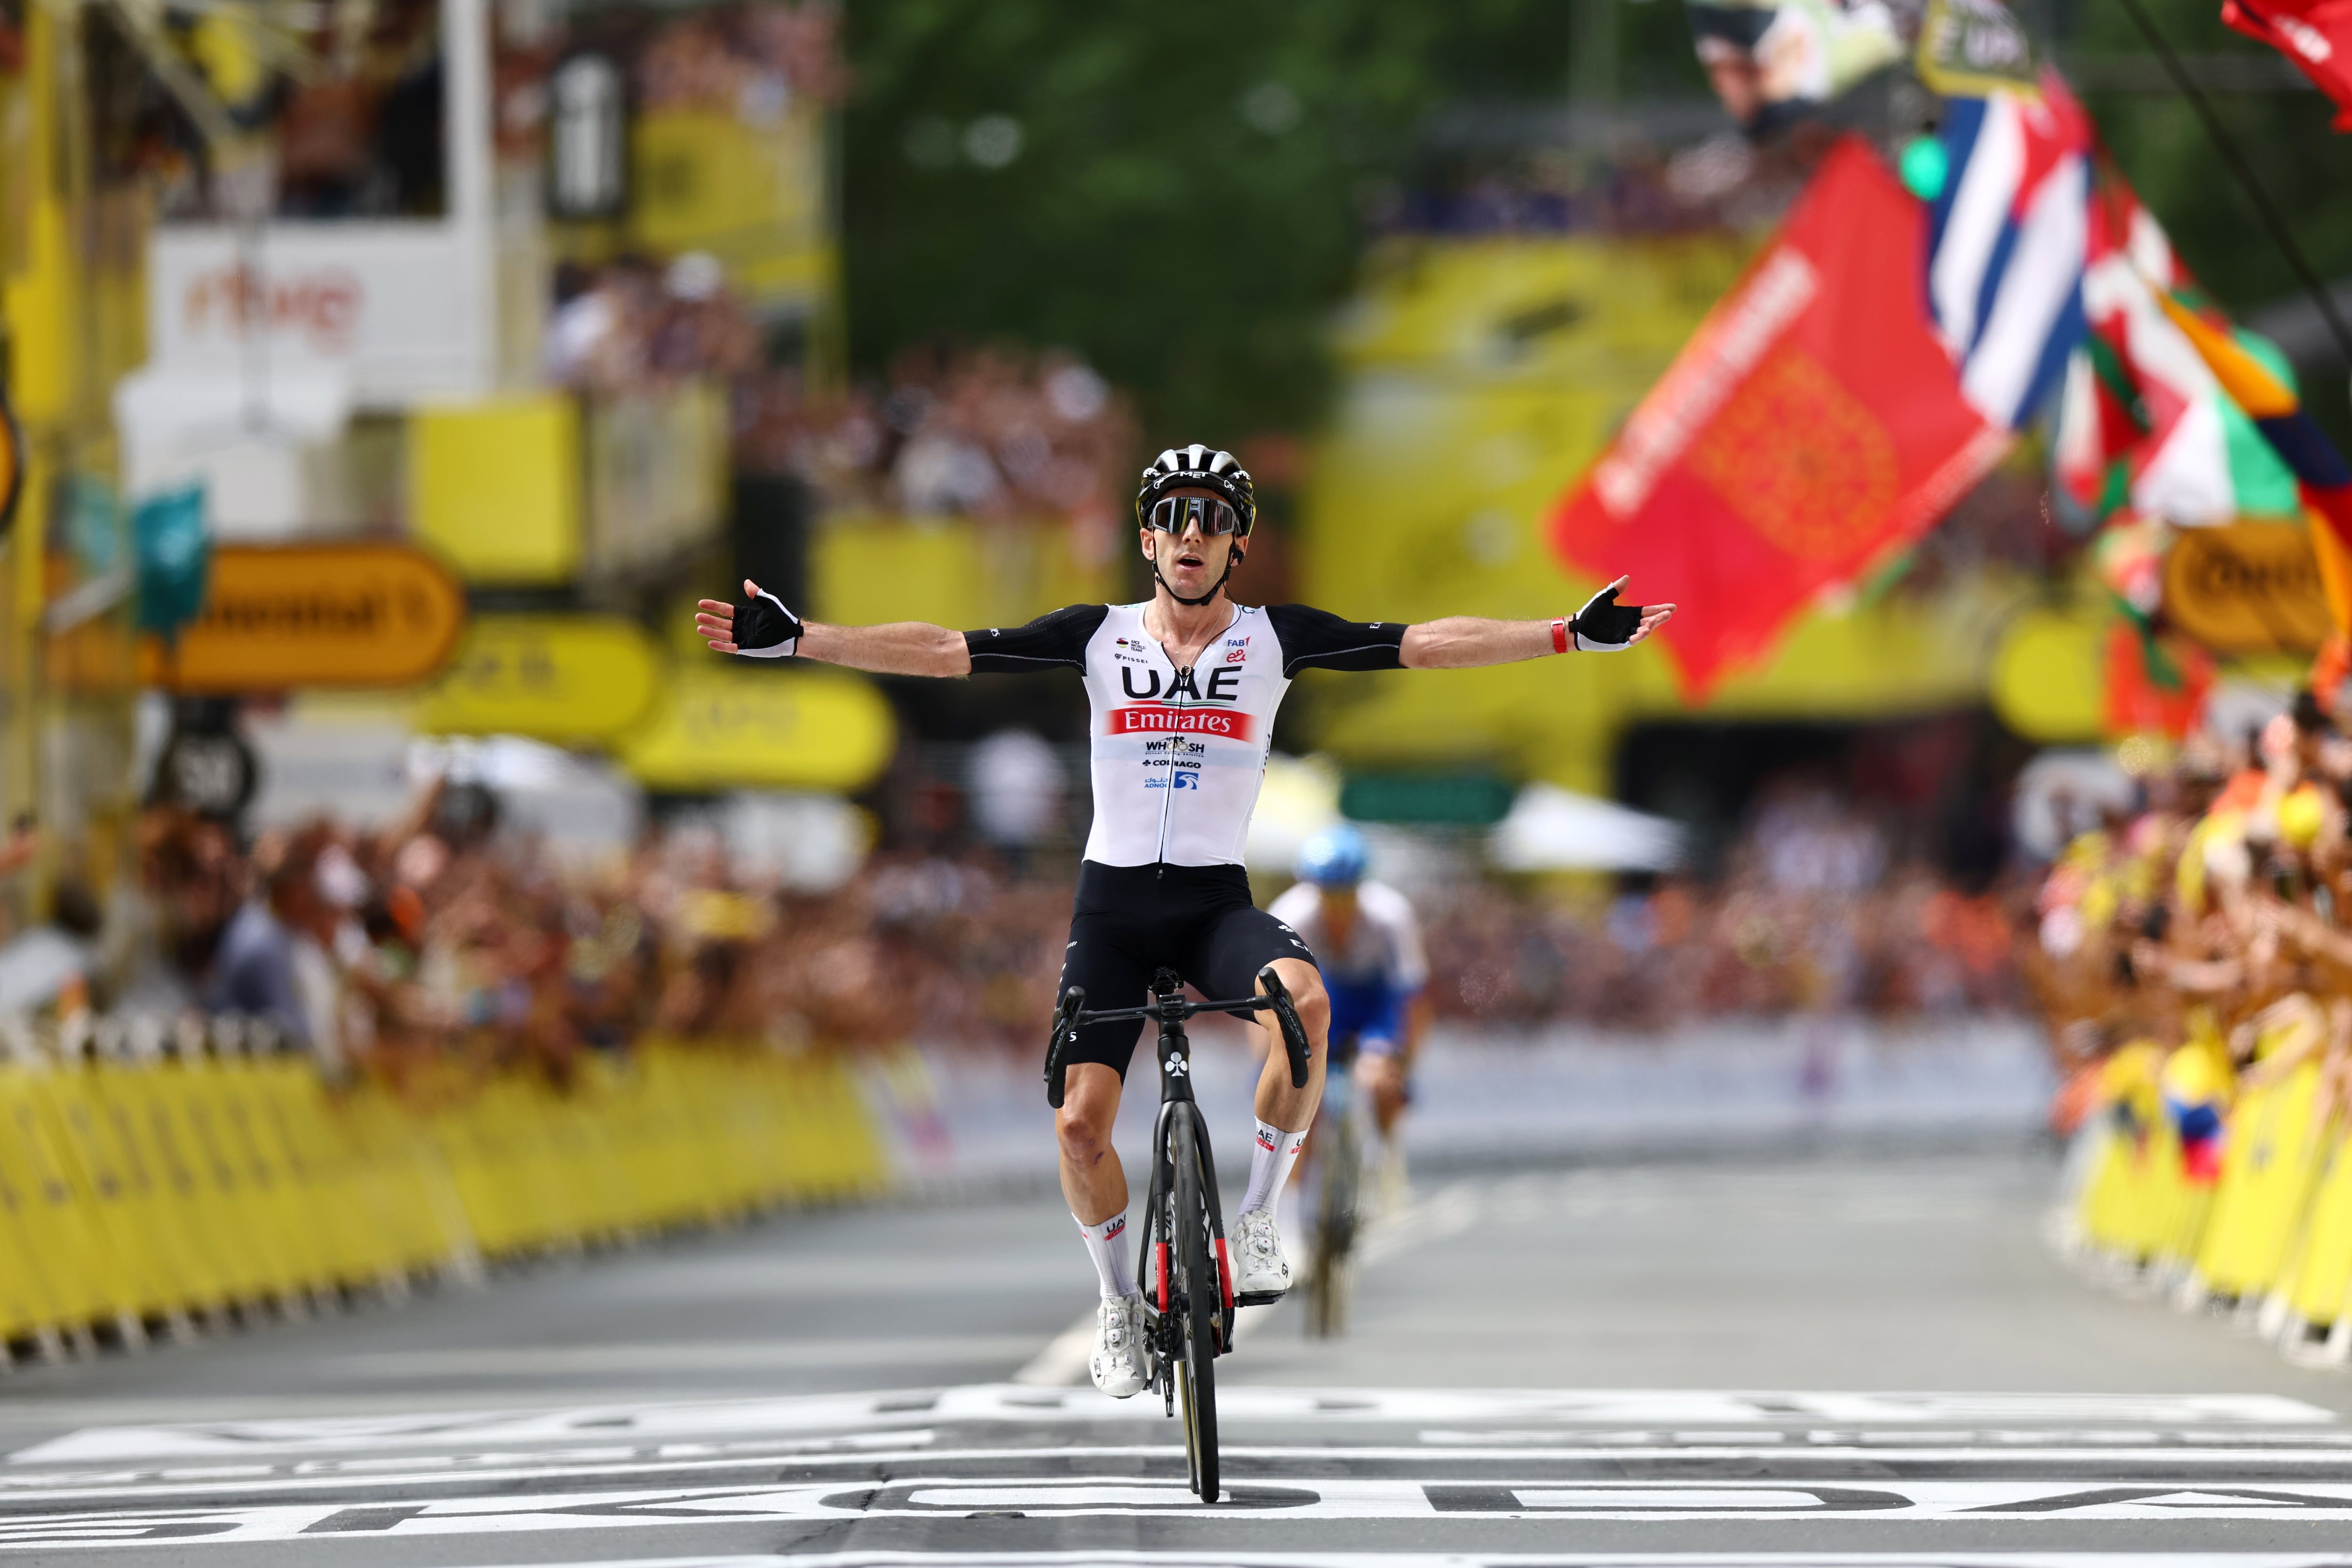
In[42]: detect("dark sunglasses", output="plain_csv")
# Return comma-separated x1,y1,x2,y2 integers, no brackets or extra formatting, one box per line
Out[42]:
1146,495,1242,536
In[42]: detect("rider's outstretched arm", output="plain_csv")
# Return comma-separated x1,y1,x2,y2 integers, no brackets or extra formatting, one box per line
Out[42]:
697,584,1111,680
1401,578,1675,669
696,581,970,677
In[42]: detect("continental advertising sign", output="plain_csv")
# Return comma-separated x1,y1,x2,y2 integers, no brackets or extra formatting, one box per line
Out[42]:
139,544,466,691
418,615,661,741
2162,523,2333,654
621,665,896,793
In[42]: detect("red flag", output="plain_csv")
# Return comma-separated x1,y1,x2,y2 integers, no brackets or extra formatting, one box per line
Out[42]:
2223,0,2352,130
1549,137,2011,701
2104,622,2214,739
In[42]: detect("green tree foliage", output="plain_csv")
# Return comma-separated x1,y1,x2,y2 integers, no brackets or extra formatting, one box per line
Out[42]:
841,0,1706,443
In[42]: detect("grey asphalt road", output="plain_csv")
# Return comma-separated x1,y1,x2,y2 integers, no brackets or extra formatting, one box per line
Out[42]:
3,1149,2352,1567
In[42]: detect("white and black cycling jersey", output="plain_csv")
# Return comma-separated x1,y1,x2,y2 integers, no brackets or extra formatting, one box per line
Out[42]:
966,602,1406,868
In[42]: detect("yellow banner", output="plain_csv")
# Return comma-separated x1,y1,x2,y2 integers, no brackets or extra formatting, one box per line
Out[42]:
620,664,896,792
139,544,466,691
2163,522,2332,654
417,615,661,741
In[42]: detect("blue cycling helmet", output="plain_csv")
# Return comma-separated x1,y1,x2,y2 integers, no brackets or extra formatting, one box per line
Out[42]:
1296,825,1369,888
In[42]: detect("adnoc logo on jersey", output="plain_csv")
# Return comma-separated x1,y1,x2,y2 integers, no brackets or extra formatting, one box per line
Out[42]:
1106,705,1255,740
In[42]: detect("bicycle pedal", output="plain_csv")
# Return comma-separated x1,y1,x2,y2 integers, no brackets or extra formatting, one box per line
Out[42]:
1236,1288,1287,1307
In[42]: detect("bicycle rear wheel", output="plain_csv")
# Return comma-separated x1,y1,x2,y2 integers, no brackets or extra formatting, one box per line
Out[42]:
1170,1111,1219,1503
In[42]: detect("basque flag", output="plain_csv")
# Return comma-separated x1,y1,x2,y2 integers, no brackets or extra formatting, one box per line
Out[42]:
1550,138,2010,700
1927,76,2093,431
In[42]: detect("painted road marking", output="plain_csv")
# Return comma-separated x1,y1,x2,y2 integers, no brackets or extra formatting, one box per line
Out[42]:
426,1557,2352,1568
16,1386,2333,1461
321,1337,1047,1378
1013,1182,1478,1388
19,1440,2352,1507
25,1476,2352,1548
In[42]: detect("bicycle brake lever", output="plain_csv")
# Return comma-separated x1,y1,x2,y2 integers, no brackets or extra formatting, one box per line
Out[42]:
1255,966,1312,1089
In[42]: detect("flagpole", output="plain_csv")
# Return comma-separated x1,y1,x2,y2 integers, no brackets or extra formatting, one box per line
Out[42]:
2111,0,2352,365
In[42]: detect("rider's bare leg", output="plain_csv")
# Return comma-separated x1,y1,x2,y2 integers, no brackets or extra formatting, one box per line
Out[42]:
1236,956,1329,1218
1058,1061,1128,1225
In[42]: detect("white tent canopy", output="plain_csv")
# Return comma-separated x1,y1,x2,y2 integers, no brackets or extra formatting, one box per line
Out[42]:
1487,783,1686,873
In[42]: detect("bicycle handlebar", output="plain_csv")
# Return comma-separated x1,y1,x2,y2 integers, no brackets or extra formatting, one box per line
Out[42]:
1045,966,1312,1109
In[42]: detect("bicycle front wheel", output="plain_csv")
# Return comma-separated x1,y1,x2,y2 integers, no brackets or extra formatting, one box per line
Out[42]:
1170,1111,1219,1504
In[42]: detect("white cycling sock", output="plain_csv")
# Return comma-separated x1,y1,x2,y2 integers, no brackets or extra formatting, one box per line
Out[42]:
1076,1211,1137,1300
1240,1119,1307,1218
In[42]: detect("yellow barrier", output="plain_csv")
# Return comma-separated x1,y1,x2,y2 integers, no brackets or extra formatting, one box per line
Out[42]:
2193,1061,2327,1300
0,1043,888,1351
2068,1056,2352,1361
2281,1128,2352,1335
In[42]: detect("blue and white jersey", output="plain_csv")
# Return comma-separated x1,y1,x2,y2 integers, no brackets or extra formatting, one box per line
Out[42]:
1267,878,1428,996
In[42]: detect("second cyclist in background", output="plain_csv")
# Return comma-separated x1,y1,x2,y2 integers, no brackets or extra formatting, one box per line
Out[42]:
1270,826,1428,1329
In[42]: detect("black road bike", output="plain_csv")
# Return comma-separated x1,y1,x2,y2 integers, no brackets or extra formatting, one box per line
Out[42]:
1046,964,1312,1504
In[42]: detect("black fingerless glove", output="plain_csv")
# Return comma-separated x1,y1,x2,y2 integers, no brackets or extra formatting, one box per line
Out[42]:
1571,586,1645,651
733,589,804,658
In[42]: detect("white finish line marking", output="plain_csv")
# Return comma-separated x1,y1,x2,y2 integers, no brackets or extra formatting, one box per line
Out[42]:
21,1477,2352,1548
14,1386,2333,1462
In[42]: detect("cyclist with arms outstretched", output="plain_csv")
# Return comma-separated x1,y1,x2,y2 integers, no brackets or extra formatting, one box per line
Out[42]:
695,445,1673,1398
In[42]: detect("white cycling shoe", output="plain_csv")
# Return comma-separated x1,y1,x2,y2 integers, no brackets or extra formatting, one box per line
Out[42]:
1089,1292,1152,1398
1233,1209,1291,1304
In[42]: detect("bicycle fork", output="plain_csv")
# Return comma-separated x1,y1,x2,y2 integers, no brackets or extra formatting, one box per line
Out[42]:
1138,1017,1236,1380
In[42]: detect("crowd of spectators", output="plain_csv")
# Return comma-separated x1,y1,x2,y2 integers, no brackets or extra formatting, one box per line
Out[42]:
1369,132,1808,239
0,764,2028,1097
544,260,1137,553
1422,784,2018,1032
2028,684,2352,1140
733,343,1138,541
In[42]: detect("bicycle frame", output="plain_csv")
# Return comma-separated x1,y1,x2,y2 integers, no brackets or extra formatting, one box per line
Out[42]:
1043,963,1313,1365
1138,973,1236,1359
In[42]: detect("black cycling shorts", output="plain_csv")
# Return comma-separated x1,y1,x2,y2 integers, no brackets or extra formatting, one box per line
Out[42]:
1055,860,1316,1079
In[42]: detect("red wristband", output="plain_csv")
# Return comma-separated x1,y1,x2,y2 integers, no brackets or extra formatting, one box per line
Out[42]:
1552,617,1570,654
